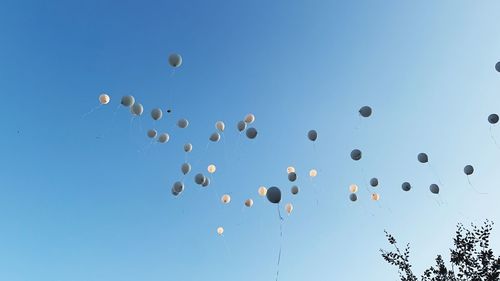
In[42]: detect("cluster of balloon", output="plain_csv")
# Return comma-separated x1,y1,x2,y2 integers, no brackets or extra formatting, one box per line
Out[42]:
236,113,258,139
349,184,358,202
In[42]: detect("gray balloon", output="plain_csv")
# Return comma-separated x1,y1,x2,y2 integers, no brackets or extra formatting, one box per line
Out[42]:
147,129,157,138
291,185,299,195
131,103,143,116
418,153,428,163
209,132,221,142
194,173,205,185
181,163,191,175
359,106,372,118
308,130,318,141
183,143,192,152
202,177,210,187
173,181,184,193
246,127,257,139
151,108,163,121
169,53,182,68
177,118,189,129
266,186,281,204
171,187,179,196
349,193,358,202
429,184,439,194
121,95,135,107
370,178,379,187
401,182,411,192
158,133,169,143
488,114,499,124
496,61,500,72
288,172,297,182
464,165,474,176
351,149,362,161
237,121,247,132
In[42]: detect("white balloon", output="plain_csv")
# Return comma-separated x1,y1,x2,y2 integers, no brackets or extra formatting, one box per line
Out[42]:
99,93,110,105
221,194,231,204
215,121,225,132
285,203,293,215
244,113,255,124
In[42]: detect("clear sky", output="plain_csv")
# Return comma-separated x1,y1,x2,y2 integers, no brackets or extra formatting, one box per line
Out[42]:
1,1,500,280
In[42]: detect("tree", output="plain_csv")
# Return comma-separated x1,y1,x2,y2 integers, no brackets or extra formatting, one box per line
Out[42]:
381,220,500,281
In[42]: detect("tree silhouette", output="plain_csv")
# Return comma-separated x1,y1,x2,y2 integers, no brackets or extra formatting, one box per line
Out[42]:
381,220,500,281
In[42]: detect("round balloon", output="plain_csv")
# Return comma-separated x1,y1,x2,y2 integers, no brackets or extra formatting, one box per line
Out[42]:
349,184,358,193
359,106,372,118
209,132,221,142
488,114,499,124
131,103,143,116
349,193,358,202
194,173,205,185
207,164,216,174
418,153,429,163
288,172,297,182
158,133,169,143
221,194,231,204
184,143,193,153
173,181,184,193
430,184,439,194
202,177,210,187
258,186,267,197
168,53,182,68
245,199,253,208
151,108,163,121
371,193,380,201
287,167,296,174
291,185,299,195
308,130,318,141
215,121,225,132
370,178,379,187
237,121,247,132
266,186,281,204
309,169,318,178
177,118,189,129
246,127,257,139
121,95,135,107
402,182,411,192
285,203,293,215
99,93,110,105
181,163,191,175
464,165,474,176
351,149,362,161
217,226,224,236
244,113,255,124
147,129,157,138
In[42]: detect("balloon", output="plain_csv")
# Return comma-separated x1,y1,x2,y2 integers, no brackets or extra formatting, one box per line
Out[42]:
402,182,411,192
131,103,144,116
158,133,169,143
266,186,281,204
308,130,318,141
215,121,225,132
309,169,318,178
147,129,157,138
417,153,428,163
168,53,182,68
99,93,110,105
121,95,135,107
496,61,500,72
287,167,296,174
151,108,163,121
488,114,499,124
221,194,231,204
349,193,358,202
184,143,193,153
371,193,380,201
181,163,191,175
291,185,299,195
173,181,184,193
429,184,439,194
245,199,253,207
194,173,205,185
246,127,257,139
285,203,293,215
244,113,255,124
202,177,210,187
207,164,216,174
217,226,224,236
359,106,372,117
349,184,358,193
177,118,189,129
237,121,247,132
464,165,474,176
288,172,297,182
370,178,379,187
351,149,362,161
209,132,221,142
258,186,267,197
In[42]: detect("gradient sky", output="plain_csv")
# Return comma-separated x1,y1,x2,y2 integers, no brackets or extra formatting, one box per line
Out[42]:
1,1,500,280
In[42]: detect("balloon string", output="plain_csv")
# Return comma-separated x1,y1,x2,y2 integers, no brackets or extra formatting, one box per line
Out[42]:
99,103,121,139
489,126,500,149
275,204,284,281
81,104,101,119
466,176,487,195
428,163,443,187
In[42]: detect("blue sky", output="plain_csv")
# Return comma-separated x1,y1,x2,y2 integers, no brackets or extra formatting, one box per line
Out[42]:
1,1,500,280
